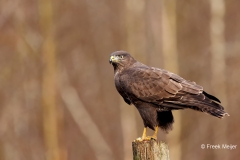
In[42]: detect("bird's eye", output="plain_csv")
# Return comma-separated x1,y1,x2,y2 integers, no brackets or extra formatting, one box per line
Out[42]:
120,55,123,58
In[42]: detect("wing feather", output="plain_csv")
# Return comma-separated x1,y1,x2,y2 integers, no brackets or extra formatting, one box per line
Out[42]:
121,66,201,103
118,65,228,118
164,79,182,95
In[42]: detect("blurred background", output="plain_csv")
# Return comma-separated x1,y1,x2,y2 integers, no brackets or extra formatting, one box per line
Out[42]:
0,0,240,160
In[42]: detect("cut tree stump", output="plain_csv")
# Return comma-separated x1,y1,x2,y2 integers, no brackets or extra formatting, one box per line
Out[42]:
132,139,170,160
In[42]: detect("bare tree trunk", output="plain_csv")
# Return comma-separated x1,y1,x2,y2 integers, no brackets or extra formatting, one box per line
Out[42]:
162,0,181,160
210,0,228,159
39,1,61,160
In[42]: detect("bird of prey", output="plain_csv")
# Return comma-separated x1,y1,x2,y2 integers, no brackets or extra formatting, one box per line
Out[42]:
109,51,229,141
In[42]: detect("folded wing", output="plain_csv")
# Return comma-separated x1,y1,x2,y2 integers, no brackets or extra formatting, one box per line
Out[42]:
121,66,228,118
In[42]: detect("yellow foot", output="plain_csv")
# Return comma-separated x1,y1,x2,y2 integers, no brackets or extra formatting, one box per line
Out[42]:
134,126,158,142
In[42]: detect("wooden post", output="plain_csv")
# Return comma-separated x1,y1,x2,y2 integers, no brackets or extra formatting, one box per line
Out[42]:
132,139,170,160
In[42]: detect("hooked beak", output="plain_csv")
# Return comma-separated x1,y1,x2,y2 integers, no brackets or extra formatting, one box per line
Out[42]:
109,55,118,64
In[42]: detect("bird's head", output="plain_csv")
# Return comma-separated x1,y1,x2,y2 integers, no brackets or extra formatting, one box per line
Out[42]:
109,51,136,71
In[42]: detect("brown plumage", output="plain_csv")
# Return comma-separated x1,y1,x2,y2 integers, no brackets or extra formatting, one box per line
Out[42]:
109,51,229,140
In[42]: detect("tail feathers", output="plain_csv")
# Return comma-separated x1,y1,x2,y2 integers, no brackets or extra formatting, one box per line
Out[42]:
163,96,230,118
187,102,229,118
206,108,229,118
180,92,229,118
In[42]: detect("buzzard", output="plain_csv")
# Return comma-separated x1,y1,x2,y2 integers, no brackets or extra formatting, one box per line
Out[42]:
109,51,229,141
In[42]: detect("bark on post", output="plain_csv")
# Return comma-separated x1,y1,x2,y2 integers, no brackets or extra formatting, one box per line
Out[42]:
132,139,170,160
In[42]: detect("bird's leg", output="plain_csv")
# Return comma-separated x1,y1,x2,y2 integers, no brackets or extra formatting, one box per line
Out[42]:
144,126,158,140
136,127,158,141
141,127,147,140
136,127,147,141
151,126,158,140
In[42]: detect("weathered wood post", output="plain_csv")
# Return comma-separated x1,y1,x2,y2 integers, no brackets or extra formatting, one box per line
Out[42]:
132,139,170,160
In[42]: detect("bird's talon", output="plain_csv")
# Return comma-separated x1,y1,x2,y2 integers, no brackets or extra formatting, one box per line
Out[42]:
151,136,157,140
145,136,157,140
